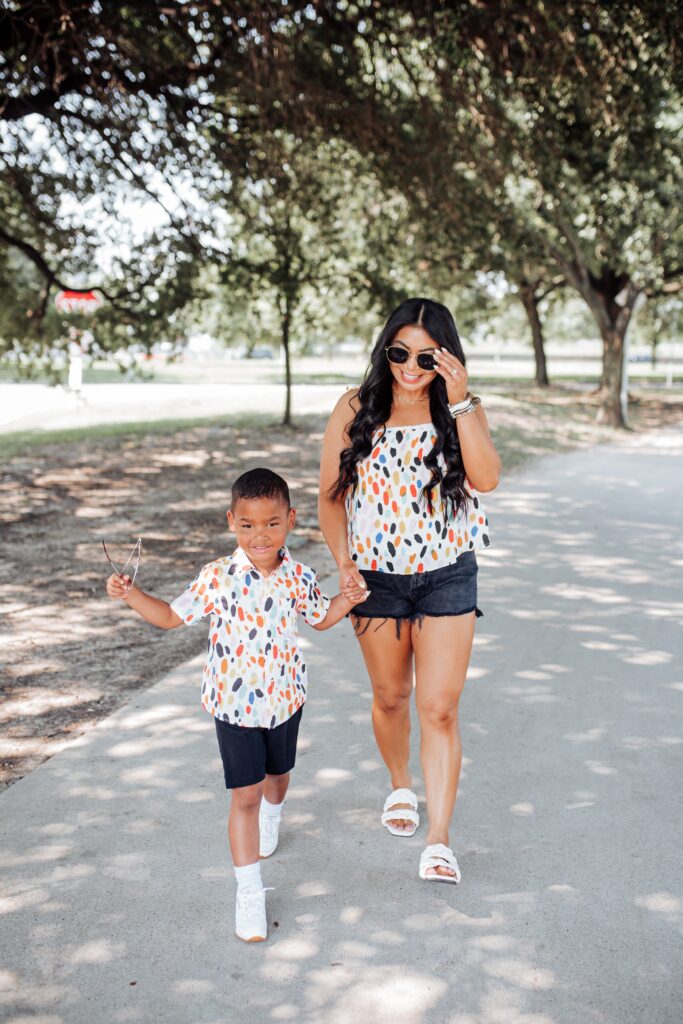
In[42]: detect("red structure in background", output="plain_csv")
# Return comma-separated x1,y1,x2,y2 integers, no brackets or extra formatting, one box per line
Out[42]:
55,290,102,314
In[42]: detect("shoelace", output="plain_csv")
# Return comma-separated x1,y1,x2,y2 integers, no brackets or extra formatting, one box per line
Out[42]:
237,886,274,908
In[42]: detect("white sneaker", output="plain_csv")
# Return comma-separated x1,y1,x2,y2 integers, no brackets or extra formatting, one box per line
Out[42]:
259,812,281,858
235,887,268,942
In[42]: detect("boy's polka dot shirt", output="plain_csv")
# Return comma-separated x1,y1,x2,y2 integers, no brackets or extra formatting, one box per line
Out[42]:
170,546,330,729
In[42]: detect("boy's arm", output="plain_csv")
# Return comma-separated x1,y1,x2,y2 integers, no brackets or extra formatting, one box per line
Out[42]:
106,573,183,629
310,586,369,632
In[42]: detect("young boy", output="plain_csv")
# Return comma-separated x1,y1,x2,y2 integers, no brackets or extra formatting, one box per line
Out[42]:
106,467,368,942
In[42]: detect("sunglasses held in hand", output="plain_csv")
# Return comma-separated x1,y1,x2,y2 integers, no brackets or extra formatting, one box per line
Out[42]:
102,538,142,588
385,345,437,371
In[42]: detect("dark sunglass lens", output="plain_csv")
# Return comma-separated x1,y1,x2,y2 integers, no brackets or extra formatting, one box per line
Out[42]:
386,346,409,364
417,353,436,370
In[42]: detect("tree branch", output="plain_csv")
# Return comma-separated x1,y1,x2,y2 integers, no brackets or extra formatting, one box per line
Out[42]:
0,222,154,316
537,275,565,303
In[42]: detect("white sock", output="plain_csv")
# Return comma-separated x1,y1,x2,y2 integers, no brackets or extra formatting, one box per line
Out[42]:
234,861,262,894
260,796,284,819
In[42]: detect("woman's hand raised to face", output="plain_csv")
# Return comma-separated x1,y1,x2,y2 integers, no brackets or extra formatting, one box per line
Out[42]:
432,349,469,404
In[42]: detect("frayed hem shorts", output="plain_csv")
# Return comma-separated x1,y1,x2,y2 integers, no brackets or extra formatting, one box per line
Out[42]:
350,550,482,637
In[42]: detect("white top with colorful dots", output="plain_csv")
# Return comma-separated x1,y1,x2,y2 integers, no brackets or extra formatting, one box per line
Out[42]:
170,546,330,728
346,423,491,575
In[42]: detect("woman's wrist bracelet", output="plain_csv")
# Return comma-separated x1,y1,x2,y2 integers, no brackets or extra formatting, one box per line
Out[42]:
448,394,481,417
448,396,472,414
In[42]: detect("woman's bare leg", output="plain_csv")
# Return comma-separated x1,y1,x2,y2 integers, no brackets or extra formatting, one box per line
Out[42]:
355,617,415,831
412,613,476,876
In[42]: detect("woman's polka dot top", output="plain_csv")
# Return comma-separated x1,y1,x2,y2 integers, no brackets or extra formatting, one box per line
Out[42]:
171,546,330,728
346,424,491,575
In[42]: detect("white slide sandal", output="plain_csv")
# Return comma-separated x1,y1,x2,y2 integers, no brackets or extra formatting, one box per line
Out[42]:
419,843,461,884
381,788,420,837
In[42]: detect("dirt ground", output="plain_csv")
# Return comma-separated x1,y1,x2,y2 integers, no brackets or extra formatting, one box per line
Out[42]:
2,386,681,790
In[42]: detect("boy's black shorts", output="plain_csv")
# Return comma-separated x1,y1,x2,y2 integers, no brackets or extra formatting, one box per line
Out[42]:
214,706,303,789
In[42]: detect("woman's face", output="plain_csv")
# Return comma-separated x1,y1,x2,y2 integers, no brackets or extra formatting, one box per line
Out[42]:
387,325,439,394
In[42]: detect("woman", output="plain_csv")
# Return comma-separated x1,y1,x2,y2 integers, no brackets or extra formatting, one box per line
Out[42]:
318,297,501,881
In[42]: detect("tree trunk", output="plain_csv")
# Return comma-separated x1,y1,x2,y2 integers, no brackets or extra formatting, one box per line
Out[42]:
519,282,550,386
558,259,640,427
545,210,645,427
589,278,643,428
596,326,627,426
281,294,292,426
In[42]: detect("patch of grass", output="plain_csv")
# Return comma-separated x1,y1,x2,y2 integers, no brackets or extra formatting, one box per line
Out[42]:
0,412,287,459
82,367,157,384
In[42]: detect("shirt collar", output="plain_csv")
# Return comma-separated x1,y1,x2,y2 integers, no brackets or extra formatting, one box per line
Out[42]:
229,545,292,578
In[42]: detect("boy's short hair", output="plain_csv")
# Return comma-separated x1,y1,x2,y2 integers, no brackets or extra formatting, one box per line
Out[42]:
231,468,290,510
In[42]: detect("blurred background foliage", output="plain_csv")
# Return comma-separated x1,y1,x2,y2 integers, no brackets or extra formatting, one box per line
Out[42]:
0,1,681,425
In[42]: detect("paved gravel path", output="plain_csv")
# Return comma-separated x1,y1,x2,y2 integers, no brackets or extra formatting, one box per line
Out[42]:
1,429,681,1024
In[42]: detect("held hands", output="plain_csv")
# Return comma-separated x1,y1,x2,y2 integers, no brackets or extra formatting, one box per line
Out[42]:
432,348,469,404
106,572,133,600
339,562,371,606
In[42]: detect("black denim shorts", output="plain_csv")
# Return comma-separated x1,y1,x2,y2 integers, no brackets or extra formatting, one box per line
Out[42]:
351,551,482,636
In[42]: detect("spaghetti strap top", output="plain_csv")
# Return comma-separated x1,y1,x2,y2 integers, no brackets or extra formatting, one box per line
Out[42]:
346,423,491,575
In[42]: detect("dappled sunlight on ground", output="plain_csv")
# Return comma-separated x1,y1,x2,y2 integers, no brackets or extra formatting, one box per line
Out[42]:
2,404,682,1021
0,416,336,790
2,395,681,791
1,594,681,1024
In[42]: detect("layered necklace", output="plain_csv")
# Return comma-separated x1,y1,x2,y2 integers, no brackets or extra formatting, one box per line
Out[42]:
392,386,430,407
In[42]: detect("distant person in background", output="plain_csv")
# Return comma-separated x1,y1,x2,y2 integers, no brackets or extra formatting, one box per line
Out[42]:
67,328,85,394
319,298,501,883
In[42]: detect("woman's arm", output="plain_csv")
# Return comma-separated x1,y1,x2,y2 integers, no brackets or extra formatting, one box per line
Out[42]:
432,348,501,492
318,389,367,591
456,405,501,492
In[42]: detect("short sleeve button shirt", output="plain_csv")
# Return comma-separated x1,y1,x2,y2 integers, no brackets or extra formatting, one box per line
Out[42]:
170,546,330,728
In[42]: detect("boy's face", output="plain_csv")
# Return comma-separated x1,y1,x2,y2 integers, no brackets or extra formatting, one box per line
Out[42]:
227,495,295,568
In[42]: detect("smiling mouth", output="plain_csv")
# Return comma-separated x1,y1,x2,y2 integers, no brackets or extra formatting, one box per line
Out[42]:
400,370,422,382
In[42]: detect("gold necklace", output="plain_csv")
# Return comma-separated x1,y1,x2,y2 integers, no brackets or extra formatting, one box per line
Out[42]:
393,387,429,406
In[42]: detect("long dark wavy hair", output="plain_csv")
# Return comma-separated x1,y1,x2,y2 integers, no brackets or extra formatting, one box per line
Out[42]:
331,297,469,518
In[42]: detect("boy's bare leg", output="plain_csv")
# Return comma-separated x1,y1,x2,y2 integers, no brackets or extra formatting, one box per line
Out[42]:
263,772,289,805
229,781,264,866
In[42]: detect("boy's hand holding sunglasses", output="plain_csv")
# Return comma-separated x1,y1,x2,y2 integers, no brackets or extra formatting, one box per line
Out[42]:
102,538,142,599
106,572,134,600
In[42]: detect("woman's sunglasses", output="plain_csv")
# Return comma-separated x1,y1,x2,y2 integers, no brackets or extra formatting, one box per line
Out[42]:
385,345,437,372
